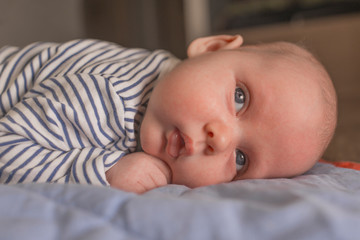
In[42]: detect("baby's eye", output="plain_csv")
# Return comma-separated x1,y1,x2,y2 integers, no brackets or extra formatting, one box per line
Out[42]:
234,87,246,112
235,149,247,171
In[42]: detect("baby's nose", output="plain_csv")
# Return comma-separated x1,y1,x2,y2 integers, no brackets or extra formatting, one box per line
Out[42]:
204,121,232,154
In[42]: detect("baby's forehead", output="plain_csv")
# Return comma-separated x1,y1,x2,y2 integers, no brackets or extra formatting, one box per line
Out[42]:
241,42,314,65
242,46,314,76
250,41,308,55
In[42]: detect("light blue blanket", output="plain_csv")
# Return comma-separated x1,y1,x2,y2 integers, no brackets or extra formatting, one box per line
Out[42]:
1,163,360,240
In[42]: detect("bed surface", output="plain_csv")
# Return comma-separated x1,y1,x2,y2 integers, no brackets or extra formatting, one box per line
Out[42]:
1,162,360,240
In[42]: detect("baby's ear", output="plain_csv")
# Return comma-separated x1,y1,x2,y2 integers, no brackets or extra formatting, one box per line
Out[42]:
187,35,243,58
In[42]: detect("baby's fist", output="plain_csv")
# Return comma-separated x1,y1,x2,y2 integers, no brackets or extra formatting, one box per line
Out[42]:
106,152,171,193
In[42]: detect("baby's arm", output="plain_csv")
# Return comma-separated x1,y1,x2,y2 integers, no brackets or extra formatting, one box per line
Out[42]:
105,152,172,193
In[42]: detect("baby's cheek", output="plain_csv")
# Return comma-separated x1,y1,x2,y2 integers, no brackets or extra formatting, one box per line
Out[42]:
140,117,161,157
172,156,235,188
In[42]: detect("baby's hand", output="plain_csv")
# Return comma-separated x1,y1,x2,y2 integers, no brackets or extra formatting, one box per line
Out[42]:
105,152,171,193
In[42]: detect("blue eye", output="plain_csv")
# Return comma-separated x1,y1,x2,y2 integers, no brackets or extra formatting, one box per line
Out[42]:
234,87,245,112
235,149,247,171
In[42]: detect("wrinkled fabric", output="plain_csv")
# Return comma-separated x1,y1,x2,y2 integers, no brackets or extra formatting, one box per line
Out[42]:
1,163,360,240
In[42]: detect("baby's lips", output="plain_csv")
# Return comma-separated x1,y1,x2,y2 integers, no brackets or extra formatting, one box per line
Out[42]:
166,129,193,159
179,131,194,156
167,129,184,158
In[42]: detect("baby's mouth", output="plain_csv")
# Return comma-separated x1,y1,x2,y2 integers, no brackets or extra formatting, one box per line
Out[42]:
166,129,193,158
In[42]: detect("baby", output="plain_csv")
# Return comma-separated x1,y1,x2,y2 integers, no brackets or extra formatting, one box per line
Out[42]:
0,35,337,193
106,35,337,192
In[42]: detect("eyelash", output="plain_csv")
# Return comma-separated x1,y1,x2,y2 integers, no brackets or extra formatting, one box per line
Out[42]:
235,149,247,171
233,84,250,116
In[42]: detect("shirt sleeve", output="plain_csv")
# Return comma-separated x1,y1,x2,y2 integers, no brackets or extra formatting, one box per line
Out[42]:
0,74,130,186
0,39,176,186
0,40,147,186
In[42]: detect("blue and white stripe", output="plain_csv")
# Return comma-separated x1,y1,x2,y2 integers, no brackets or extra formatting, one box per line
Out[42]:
0,39,178,186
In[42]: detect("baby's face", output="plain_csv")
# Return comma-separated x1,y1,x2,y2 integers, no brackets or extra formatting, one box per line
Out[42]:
140,47,324,188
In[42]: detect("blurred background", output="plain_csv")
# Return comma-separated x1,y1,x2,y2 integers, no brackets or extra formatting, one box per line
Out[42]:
0,0,359,162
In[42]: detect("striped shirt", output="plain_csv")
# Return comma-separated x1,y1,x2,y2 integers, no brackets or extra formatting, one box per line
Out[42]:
0,39,179,186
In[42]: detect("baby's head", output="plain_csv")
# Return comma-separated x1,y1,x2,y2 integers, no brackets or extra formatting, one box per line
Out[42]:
140,35,337,188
